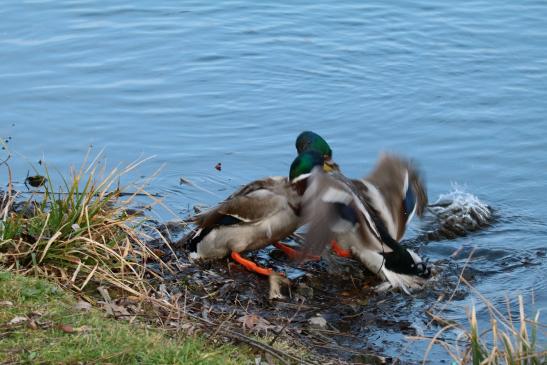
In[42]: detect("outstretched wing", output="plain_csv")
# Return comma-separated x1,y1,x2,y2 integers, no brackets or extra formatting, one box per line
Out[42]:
364,153,428,239
300,168,377,258
300,168,431,287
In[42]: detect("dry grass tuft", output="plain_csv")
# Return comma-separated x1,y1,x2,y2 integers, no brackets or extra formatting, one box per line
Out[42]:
0,150,173,298
458,294,544,365
418,271,545,365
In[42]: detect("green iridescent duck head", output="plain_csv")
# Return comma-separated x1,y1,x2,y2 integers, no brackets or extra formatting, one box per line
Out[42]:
289,150,324,182
295,131,339,172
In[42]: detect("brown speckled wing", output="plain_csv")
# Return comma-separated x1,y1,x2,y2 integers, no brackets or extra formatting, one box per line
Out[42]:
195,177,290,229
227,176,288,199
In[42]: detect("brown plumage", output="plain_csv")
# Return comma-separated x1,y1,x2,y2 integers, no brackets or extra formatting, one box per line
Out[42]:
184,176,302,258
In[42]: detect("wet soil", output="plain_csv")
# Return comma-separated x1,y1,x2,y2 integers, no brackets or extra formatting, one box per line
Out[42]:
145,201,491,364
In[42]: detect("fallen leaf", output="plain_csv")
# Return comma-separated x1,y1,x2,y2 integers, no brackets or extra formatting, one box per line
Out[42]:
27,320,38,330
28,311,43,318
35,320,54,330
74,325,92,333
126,295,141,303
238,314,260,329
8,316,27,325
74,300,92,312
180,323,198,335
237,314,274,335
102,302,130,318
151,248,165,259
0,300,13,307
59,324,74,333
268,273,290,300
57,323,90,334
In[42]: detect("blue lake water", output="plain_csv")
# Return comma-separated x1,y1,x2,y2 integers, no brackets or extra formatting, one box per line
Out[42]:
1,0,546,361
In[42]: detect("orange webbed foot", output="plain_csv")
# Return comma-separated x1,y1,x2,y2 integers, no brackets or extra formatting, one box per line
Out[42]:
331,240,351,257
274,242,320,261
231,251,274,276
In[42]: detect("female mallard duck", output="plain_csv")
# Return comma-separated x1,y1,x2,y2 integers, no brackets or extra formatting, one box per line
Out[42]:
184,150,327,277
301,153,431,293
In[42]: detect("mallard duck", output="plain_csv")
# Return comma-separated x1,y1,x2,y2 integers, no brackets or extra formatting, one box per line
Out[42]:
296,131,340,172
184,150,326,277
301,153,431,293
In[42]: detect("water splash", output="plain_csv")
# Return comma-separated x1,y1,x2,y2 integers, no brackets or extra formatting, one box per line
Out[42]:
425,184,493,240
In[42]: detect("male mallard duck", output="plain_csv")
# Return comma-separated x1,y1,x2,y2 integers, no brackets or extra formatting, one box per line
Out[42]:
301,153,431,293
184,151,326,277
296,131,340,172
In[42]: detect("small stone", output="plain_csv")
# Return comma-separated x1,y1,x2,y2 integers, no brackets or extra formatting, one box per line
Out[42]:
27,320,38,330
308,314,327,329
8,316,28,325
74,300,92,311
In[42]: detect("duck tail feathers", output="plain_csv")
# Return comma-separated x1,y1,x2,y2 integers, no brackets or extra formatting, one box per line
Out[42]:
380,266,426,294
379,246,430,293
177,227,203,252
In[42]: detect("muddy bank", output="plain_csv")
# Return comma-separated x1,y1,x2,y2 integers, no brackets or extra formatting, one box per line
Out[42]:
2,183,496,363
144,196,491,363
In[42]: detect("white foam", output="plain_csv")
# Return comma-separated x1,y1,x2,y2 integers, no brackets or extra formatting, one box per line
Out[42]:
430,183,491,228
